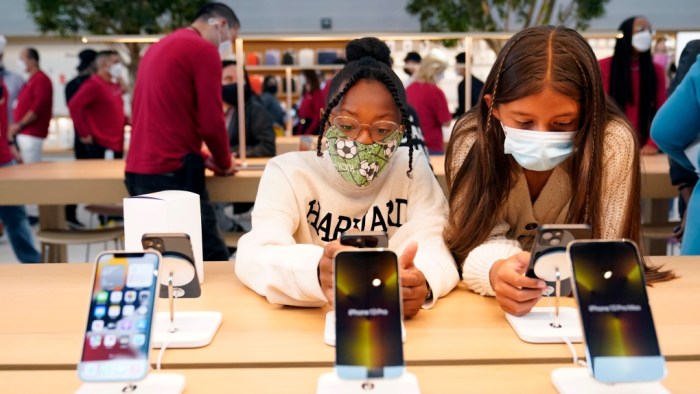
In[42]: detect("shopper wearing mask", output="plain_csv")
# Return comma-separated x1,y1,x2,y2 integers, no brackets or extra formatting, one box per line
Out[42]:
236,38,459,318
259,75,286,129
598,16,667,155
406,52,452,154
0,35,25,127
68,50,128,159
9,47,52,164
126,2,240,261
445,26,673,317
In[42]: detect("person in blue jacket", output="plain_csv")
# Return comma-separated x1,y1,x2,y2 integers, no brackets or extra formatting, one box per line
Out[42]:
651,54,700,255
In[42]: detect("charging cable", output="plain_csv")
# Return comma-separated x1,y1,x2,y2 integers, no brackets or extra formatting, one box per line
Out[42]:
156,341,169,371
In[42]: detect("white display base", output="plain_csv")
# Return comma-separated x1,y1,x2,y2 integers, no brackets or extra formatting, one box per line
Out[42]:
506,307,582,343
317,371,420,394
324,311,406,347
76,373,186,394
551,368,669,393
151,311,222,348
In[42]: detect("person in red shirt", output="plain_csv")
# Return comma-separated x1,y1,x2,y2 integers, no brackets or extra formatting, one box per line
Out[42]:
9,47,52,163
294,70,325,135
0,80,41,263
125,3,240,261
598,16,666,155
406,53,452,154
68,50,127,159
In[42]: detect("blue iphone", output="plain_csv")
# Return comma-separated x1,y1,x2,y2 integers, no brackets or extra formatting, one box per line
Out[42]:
78,251,161,382
334,249,404,380
568,240,666,383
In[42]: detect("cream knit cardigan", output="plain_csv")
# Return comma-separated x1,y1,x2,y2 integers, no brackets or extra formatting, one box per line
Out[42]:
448,116,635,296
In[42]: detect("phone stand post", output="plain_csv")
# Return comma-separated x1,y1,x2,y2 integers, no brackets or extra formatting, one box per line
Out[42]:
551,368,669,394
316,371,420,394
506,251,582,343
76,373,186,394
151,259,222,349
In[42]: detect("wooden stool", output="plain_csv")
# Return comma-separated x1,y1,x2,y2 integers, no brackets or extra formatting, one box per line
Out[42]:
36,227,124,263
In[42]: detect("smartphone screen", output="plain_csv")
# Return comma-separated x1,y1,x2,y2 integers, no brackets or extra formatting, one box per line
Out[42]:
334,250,404,379
78,251,160,382
569,240,666,383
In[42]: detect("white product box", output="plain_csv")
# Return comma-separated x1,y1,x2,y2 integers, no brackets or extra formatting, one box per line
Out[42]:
124,190,204,283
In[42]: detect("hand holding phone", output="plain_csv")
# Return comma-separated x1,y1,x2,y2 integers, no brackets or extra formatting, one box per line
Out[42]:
318,241,352,305
569,240,666,383
78,251,161,383
490,251,546,316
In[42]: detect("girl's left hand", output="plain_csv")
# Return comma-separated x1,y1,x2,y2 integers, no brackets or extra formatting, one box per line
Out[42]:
399,242,428,319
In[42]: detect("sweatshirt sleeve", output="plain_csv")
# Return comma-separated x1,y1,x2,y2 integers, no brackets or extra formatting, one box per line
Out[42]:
651,55,700,171
599,121,637,239
193,46,231,170
235,158,326,307
387,151,459,307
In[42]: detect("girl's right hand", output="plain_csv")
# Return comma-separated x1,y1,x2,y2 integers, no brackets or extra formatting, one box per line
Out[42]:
489,251,547,316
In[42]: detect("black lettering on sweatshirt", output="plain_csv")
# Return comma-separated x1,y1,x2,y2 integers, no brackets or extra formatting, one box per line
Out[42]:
306,199,407,241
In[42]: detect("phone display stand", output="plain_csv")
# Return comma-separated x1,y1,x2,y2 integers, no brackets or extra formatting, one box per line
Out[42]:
551,368,669,394
506,251,582,343
76,373,186,394
151,258,222,348
317,371,420,394
323,311,406,346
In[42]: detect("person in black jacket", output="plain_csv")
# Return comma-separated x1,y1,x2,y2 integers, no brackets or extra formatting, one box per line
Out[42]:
453,52,484,119
221,60,275,158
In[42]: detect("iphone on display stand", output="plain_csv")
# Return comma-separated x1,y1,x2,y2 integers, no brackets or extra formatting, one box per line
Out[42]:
317,249,419,394
552,240,668,393
76,251,185,394
141,233,222,349
506,224,591,344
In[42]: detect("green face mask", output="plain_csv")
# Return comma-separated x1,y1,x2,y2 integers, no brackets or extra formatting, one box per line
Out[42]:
325,125,403,187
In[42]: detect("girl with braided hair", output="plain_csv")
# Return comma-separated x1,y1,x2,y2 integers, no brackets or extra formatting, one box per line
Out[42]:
236,37,459,318
444,26,674,317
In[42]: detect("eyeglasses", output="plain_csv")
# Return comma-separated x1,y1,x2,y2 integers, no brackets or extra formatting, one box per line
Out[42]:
331,115,403,143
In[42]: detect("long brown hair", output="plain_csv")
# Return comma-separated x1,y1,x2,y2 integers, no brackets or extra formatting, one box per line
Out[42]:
445,25,673,282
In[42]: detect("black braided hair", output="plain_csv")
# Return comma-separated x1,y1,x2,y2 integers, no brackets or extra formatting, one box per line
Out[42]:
316,37,414,177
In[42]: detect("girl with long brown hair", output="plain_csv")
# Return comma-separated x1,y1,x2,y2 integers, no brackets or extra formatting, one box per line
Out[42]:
445,25,671,317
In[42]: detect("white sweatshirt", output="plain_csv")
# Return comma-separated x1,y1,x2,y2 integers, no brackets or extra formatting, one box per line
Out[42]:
236,147,459,307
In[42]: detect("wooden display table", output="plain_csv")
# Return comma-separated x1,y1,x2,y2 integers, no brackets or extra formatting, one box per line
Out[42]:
0,257,698,371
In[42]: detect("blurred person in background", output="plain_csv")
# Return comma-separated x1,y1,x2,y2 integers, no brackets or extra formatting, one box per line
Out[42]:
221,60,275,157
0,79,41,263
68,50,128,160
63,49,97,229
598,16,666,155
652,40,700,254
403,51,421,84
294,70,324,135
453,52,484,119
406,52,452,154
125,2,240,261
260,75,286,131
10,47,52,164
0,35,25,126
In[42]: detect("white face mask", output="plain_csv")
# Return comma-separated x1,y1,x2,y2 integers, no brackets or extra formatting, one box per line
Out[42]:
209,18,232,59
631,30,652,52
502,123,576,172
16,59,26,73
109,63,124,80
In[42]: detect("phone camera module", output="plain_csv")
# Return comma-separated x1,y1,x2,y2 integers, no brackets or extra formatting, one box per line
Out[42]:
548,237,561,246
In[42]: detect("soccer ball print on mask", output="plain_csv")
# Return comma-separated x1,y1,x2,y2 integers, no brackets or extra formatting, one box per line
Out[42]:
325,125,402,187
